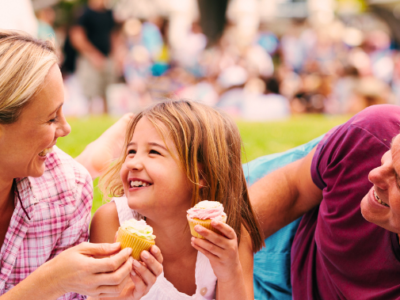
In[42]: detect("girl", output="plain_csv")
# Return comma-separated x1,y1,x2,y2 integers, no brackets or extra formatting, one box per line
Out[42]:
90,100,264,299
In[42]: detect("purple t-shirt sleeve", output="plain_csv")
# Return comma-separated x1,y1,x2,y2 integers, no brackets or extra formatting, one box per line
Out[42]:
292,105,400,300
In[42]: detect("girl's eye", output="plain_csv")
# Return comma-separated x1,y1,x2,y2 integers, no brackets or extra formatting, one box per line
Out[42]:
128,149,136,155
150,149,161,155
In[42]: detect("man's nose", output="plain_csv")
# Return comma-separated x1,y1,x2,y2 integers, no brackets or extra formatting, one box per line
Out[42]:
368,166,390,190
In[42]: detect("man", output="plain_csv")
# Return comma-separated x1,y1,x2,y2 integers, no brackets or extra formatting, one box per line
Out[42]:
70,0,117,114
250,104,400,299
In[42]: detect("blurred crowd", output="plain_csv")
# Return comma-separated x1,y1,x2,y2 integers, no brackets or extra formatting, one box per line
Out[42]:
29,0,400,120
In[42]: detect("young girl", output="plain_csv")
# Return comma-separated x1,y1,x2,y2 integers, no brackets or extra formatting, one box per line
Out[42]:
90,100,264,299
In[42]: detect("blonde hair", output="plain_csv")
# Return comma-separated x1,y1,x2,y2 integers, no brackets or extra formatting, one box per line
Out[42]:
0,30,57,124
101,100,265,252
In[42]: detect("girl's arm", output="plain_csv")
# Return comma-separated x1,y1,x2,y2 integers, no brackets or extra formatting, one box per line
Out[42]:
191,223,253,300
90,202,163,300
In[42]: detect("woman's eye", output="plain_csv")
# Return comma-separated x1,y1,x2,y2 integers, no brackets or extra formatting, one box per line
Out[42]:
150,149,161,155
48,116,58,123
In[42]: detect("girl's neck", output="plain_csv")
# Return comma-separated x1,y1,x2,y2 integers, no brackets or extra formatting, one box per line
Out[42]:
146,212,196,259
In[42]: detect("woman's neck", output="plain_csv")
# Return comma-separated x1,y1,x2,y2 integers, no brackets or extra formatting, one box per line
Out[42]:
0,179,14,214
0,178,15,247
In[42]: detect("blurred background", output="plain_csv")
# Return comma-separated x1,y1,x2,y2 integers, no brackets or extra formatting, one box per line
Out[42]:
5,0,400,119
2,0,397,209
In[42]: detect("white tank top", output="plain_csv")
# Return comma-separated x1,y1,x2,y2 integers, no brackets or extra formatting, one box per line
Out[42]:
113,196,217,300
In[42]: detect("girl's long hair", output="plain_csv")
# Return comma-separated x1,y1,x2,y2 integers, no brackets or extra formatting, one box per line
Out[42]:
101,100,264,252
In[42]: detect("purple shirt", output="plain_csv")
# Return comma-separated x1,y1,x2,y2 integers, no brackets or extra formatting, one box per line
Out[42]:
291,105,400,299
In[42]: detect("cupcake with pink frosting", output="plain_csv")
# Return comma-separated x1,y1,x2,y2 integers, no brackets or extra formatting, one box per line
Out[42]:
187,200,227,239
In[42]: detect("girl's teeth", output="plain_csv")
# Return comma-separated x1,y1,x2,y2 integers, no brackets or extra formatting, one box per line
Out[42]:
130,180,149,187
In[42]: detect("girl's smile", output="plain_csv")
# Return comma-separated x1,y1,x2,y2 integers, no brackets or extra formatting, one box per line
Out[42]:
128,177,153,189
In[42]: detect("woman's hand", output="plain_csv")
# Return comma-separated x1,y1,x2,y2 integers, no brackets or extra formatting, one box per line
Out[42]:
190,221,242,283
116,245,164,300
45,242,133,298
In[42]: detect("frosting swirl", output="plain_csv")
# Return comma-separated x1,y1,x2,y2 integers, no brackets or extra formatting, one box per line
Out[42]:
187,200,226,221
120,219,156,240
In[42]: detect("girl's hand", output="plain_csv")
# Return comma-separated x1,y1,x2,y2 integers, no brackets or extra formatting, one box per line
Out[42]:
124,245,164,300
191,221,242,283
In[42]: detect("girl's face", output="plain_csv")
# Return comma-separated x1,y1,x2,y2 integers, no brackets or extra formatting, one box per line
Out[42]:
120,117,193,218
0,64,70,180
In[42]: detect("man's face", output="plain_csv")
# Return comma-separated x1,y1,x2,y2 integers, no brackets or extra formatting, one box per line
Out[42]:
361,134,400,233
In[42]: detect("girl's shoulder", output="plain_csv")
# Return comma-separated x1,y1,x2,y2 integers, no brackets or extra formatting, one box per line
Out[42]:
90,201,120,243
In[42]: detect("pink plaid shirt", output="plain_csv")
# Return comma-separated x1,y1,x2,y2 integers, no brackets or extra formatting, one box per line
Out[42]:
0,146,92,299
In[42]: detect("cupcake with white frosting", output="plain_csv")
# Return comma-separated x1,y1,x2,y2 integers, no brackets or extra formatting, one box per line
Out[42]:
187,200,227,239
116,219,156,260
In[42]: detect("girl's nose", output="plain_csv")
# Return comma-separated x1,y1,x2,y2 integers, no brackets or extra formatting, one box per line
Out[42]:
126,155,144,170
368,165,390,191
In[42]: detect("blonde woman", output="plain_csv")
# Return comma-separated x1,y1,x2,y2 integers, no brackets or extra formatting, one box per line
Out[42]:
0,30,162,299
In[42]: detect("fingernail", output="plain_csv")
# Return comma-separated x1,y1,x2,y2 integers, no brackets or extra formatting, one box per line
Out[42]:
142,251,149,259
129,257,134,264
152,247,158,254
195,225,203,232
133,259,141,268
125,247,133,255
131,270,136,276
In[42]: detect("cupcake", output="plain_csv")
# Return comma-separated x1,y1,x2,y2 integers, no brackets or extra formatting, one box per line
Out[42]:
116,218,156,261
187,200,227,239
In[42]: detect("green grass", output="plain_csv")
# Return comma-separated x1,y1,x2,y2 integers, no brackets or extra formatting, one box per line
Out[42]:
57,114,350,216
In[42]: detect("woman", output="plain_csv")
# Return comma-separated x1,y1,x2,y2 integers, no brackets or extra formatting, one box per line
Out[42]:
0,31,162,299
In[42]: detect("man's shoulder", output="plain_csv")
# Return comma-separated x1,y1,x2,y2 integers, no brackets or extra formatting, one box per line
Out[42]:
319,105,400,153
310,105,398,189
348,105,400,141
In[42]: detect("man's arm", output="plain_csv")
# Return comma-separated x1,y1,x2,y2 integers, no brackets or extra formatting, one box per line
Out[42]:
250,147,323,239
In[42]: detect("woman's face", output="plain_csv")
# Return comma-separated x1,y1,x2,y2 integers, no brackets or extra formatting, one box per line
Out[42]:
361,134,400,233
0,64,71,180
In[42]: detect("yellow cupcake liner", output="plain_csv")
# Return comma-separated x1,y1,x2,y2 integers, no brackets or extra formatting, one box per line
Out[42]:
187,215,227,239
116,227,155,261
